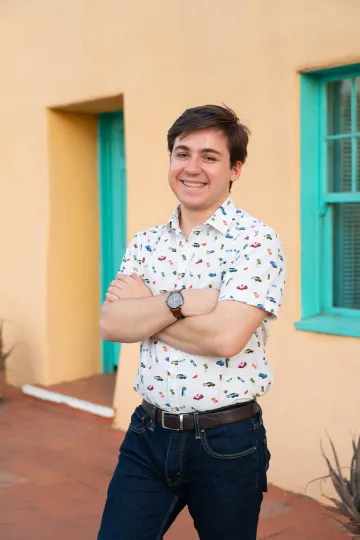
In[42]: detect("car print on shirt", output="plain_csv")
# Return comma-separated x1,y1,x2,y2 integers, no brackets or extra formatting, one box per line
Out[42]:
119,196,286,412
259,373,268,379
203,382,216,387
226,393,239,398
193,394,204,401
147,385,154,391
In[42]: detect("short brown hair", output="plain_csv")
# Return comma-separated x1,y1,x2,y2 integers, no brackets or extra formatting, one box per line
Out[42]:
167,104,250,168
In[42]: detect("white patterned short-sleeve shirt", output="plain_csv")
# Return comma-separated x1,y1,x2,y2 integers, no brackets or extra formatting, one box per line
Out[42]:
119,197,286,413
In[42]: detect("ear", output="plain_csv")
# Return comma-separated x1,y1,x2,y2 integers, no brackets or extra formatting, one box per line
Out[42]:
230,161,242,186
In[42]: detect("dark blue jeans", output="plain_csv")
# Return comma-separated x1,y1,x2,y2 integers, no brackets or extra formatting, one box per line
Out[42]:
98,404,270,540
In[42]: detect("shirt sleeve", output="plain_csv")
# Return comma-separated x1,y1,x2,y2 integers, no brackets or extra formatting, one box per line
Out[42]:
218,227,286,319
118,234,141,275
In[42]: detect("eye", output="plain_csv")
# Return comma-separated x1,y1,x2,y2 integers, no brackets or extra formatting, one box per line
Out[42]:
203,156,216,162
176,152,189,159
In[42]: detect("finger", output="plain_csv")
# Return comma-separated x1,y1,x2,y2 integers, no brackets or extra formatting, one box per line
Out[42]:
108,287,122,297
106,292,119,302
116,274,132,284
131,273,143,281
110,280,124,289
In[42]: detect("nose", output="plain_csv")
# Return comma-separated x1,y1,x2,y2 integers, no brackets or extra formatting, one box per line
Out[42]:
184,156,201,175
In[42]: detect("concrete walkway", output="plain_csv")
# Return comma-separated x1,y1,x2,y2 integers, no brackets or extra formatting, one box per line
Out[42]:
0,386,348,539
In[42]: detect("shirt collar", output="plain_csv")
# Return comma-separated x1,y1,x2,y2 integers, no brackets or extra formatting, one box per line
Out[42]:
167,196,237,236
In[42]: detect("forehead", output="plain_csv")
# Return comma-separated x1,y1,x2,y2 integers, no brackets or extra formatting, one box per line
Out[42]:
174,128,229,153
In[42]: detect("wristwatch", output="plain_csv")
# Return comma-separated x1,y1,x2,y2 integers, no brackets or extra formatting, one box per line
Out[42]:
166,291,185,320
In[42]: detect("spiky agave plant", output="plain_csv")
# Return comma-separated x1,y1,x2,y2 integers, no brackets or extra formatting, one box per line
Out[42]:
321,435,360,538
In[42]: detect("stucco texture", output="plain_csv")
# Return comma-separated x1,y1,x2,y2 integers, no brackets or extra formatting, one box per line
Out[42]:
0,0,359,499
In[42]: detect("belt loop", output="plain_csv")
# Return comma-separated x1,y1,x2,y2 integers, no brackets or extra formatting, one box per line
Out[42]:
149,405,156,432
194,413,201,439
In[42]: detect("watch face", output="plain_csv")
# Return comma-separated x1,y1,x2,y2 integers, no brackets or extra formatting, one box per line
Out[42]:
167,292,183,309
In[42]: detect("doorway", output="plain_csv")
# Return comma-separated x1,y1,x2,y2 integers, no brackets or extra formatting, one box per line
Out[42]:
98,110,127,373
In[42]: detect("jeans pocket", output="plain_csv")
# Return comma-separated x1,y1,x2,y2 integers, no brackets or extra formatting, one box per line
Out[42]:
128,405,151,434
201,418,257,460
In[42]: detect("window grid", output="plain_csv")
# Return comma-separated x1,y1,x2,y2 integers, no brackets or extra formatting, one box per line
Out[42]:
320,75,360,314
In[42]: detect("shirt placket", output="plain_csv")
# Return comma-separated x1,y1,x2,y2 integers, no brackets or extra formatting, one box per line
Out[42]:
167,229,198,411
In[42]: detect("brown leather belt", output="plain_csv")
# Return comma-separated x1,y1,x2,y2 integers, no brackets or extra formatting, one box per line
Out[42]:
141,399,259,431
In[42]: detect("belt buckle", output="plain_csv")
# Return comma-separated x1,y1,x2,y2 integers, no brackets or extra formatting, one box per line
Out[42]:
161,411,188,431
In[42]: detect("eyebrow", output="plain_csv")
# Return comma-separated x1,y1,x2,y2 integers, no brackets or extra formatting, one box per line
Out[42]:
174,144,223,156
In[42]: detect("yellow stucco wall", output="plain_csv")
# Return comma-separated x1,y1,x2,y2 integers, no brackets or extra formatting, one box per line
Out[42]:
47,111,101,382
1,0,360,499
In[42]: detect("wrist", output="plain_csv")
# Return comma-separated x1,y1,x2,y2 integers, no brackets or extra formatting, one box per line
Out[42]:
166,290,185,320
181,289,199,317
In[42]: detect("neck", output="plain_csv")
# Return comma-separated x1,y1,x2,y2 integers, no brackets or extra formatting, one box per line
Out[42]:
179,196,229,237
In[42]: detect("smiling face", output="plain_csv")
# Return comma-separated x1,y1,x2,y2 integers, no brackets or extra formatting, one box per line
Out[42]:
168,128,242,216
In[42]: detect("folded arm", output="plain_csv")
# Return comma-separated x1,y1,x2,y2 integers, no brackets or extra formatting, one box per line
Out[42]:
100,274,219,343
156,300,266,358
100,294,177,343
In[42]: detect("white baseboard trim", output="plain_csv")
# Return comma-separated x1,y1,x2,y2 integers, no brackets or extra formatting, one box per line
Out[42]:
22,384,115,419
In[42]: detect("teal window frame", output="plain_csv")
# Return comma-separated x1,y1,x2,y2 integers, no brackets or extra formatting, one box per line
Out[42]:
296,64,360,338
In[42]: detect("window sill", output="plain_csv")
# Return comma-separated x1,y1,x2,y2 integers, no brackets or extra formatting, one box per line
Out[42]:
295,314,360,338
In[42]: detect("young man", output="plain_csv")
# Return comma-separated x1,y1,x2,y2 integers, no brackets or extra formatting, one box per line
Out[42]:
97,105,286,540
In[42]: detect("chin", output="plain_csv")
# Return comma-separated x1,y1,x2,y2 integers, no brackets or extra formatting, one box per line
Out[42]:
176,191,208,208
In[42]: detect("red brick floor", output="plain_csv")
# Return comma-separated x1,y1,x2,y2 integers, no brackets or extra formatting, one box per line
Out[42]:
0,385,348,540
40,373,117,408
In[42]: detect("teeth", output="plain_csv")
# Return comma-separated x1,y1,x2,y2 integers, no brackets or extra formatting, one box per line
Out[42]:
182,181,206,188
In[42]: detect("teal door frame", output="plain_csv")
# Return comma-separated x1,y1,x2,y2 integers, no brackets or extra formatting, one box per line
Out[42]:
98,110,127,373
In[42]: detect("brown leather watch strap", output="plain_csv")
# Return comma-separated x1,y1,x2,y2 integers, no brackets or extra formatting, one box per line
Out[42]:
170,307,184,320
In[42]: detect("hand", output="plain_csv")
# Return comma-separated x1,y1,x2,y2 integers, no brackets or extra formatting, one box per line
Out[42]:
106,273,153,302
182,288,219,317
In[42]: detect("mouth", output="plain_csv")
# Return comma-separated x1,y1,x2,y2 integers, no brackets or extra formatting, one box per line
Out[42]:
180,180,207,189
